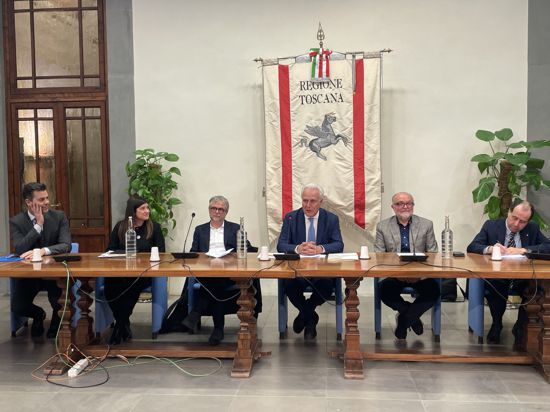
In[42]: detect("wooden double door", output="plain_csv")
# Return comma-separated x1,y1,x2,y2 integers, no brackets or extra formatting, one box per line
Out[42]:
7,100,110,252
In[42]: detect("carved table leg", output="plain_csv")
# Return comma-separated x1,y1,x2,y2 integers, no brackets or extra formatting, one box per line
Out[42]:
74,278,94,347
43,278,76,375
231,278,258,378
343,277,363,379
525,280,543,353
55,277,74,352
536,280,550,381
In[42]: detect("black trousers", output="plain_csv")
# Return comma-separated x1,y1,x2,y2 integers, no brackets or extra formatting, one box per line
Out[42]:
485,279,528,325
380,278,440,326
192,277,238,330
11,278,61,319
284,277,334,320
105,277,151,324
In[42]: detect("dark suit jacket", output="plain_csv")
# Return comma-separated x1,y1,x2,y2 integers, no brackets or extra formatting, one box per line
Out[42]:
189,220,261,312
190,220,255,253
10,209,71,255
467,219,550,254
277,208,344,254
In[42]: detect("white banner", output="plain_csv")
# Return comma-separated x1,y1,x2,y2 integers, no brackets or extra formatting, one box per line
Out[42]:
263,57,382,246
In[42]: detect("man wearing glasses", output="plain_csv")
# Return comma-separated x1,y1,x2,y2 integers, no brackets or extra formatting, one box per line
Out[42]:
182,195,261,345
375,192,439,340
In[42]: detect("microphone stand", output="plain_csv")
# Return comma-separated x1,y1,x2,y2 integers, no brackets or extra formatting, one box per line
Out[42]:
172,212,199,259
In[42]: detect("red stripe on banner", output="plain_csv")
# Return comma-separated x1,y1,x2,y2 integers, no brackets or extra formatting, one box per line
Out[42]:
353,59,365,228
278,65,293,218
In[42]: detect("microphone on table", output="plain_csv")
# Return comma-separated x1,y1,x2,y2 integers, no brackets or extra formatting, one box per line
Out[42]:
275,213,300,261
172,212,198,259
399,219,427,262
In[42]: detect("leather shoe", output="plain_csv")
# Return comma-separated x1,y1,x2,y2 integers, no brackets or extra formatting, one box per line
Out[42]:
410,318,424,336
46,315,61,339
108,321,132,345
121,321,132,341
394,313,407,340
182,311,201,333
487,322,503,344
208,328,224,345
304,312,319,340
293,312,305,334
31,311,46,337
109,323,123,345
512,320,525,347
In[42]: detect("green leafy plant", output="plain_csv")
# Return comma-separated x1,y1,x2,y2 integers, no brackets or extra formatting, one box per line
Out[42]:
126,148,182,237
471,128,550,230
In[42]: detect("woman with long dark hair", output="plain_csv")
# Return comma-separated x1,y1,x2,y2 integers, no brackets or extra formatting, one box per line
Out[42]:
104,197,165,345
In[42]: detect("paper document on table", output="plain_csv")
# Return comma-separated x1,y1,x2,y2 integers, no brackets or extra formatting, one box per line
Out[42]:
299,254,324,258
501,254,527,260
327,253,359,261
397,252,426,257
99,251,126,258
206,248,233,258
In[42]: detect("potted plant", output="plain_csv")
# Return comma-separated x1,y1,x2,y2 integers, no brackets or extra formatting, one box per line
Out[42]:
126,148,182,237
471,128,550,230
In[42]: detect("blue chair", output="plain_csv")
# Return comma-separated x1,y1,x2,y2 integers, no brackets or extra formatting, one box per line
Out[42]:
277,278,344,340
467,278,485,344
467,278,523,344
374,277,442,342
94,276,168,339
10,242,79,337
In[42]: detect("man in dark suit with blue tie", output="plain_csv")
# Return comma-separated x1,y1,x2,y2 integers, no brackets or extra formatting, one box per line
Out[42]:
277,183,344,340
467,200,550,344
9,182,72,338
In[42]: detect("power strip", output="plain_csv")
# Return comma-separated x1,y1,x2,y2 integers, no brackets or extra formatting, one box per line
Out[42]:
68,358,89,378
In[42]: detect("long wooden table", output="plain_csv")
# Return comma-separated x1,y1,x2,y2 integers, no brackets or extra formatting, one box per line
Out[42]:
289,253,550,380
2,252,550,381
1,253,293,377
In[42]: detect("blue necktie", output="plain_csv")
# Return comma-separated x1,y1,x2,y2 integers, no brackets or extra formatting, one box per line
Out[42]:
307,217,315,242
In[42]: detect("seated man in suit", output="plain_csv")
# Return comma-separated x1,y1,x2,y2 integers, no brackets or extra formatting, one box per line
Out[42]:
467,200,550,344
9,182,72,338
375,192,439,340
277,183,344,340
182,195,260,345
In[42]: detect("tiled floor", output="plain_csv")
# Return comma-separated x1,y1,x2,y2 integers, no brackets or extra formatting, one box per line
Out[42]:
1,293,550,412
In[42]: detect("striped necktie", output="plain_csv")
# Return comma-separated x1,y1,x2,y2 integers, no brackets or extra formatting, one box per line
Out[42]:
506,232,516,248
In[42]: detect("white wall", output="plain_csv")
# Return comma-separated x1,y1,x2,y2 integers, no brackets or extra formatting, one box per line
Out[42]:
132,0,528,294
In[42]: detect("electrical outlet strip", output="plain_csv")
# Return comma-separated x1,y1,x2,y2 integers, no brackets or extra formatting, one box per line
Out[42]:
68,358,89,378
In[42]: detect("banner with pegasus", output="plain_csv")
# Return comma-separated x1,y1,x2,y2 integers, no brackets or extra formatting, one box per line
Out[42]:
262,55,382,245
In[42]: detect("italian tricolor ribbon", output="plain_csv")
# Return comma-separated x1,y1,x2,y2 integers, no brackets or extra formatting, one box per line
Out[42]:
309,48,332,80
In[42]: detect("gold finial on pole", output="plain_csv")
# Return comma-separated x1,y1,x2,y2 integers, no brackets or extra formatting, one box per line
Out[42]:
317,22,325,48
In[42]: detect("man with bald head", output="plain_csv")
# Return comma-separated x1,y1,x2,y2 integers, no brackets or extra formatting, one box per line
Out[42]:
468,200,550,344
375,192,439,340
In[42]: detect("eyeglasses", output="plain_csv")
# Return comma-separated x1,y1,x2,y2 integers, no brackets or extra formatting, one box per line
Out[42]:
393,202,414,208
209,207,226,213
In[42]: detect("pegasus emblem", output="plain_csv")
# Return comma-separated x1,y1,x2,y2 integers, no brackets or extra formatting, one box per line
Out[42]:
298,113,350,160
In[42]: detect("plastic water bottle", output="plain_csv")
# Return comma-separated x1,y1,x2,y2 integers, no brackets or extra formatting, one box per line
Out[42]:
441,215,453,259
125,216,137,259
236,217,247,259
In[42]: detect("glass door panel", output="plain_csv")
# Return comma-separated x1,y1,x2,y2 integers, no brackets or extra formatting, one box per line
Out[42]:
16,108,56,209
